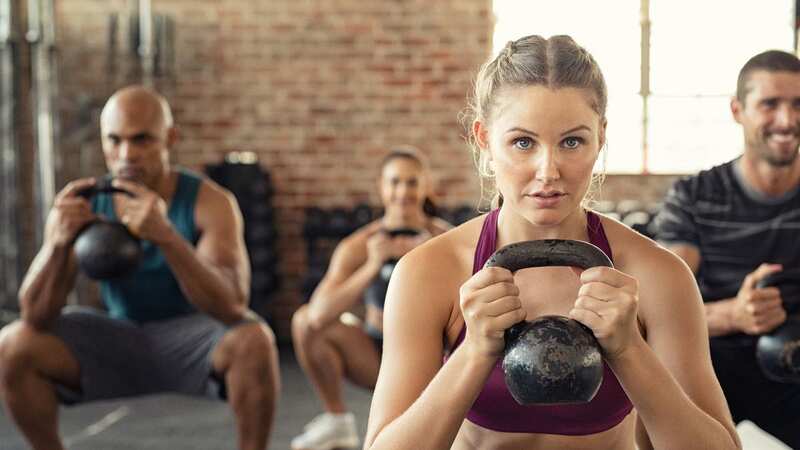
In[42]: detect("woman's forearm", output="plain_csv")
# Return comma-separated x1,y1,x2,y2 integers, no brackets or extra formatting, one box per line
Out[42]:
610,339,739,450
367,346,495,450
308,262,381,328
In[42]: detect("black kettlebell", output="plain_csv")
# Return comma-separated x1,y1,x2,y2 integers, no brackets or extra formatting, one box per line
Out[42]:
484,239,611,405
364,228,421,309
379,228,421,281
755,269,800,383
74,178,142,280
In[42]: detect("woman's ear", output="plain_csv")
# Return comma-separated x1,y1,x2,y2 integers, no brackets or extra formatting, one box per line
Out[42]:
598,118,607,150
473,120,490,150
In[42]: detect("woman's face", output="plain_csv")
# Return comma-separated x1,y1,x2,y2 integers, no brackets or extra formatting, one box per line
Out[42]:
476,85,604,227
379,157,428,215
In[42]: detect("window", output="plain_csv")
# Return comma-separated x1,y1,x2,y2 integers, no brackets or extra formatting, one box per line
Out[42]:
492,0,795,174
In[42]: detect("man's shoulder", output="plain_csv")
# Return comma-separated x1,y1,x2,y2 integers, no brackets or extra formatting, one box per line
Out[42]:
174,166,207,185
184,170,238,221
670,159,738,200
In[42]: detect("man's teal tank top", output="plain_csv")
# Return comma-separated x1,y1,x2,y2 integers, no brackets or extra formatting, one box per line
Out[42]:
91,169,202,323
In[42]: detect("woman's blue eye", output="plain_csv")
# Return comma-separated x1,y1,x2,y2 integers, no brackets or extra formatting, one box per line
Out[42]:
563,137,582,149
513,137,533,150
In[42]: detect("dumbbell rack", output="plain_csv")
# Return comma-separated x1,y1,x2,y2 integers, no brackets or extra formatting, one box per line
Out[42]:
206,154,279,322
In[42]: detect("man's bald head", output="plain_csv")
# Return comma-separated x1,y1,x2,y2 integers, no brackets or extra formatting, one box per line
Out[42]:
99,86,177,188
100,85,174,133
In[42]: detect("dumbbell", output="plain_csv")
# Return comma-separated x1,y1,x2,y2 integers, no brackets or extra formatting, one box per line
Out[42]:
352,203,374,228
328,208,353,238
304,207,328,238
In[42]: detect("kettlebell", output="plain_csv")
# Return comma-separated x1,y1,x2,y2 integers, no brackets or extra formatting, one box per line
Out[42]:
484,239,611,405
74,177,142,280
755,269,800,383
364,228,421,309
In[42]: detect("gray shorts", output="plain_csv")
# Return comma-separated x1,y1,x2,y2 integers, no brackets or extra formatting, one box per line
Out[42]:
50,306,257,405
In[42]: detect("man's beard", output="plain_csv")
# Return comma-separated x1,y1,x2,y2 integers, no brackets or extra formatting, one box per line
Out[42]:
757,144,799,167
755,129,800,167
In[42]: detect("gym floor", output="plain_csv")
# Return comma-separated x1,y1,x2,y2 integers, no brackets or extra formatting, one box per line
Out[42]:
0,345,791,450
0,347,372,450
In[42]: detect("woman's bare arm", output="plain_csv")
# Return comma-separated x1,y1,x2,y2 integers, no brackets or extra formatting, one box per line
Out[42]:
619,240,740,450
307,229,381,329
364,244,507,450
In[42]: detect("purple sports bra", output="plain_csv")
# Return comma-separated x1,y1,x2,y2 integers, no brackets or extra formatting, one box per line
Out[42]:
449,209,634,435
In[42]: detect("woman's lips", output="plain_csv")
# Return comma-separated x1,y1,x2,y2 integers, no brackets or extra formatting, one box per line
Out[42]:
529,192,565,208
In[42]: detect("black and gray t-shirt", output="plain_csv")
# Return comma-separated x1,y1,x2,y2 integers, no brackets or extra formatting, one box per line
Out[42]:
653,157,800,303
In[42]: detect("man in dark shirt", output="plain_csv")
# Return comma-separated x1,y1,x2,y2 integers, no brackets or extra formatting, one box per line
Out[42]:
653,50,800,446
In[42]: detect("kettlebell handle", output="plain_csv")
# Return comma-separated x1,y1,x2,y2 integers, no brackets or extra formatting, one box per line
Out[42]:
484,239,613,342
755,268,800,383
756,269,800,290
483,239,613,273
76,176,135,200
383,227,420,238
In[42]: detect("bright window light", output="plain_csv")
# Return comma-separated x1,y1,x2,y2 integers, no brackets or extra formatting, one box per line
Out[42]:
492,0,795,174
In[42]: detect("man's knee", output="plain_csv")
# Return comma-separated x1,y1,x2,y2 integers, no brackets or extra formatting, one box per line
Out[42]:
0,321,44,384
225,322,278,371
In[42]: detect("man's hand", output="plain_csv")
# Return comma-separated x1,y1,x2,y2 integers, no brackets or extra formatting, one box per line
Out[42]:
112,179,174,244
731,263,786,335
44,178,97,248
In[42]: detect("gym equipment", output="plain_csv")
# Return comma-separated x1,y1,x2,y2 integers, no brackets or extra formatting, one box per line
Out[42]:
364,228,421,309
755,269,800,383
616,199,644,218
352,203,374,228
303,207,327,238
74,179,142,280
206,156,280,315
485,239,609,405
28,0,59,247
453,205,478,225
327,208,353,237
384,228,419,238
0,0,20,309
622,210,654,238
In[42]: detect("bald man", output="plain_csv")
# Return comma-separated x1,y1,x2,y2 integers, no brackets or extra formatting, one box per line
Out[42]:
0,86,280,450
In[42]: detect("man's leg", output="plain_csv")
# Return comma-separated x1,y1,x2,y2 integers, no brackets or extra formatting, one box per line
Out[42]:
211,318,280,450
711,340,800,447
744,379,800,448
0,321,80,450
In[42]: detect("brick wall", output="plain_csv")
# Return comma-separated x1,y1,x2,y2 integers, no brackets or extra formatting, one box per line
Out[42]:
51,1,686,342
55,0,492,340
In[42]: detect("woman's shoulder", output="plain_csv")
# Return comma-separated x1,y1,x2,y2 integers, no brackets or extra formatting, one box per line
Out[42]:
398,213,488,279
390,215,489,326
597,212,692,282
